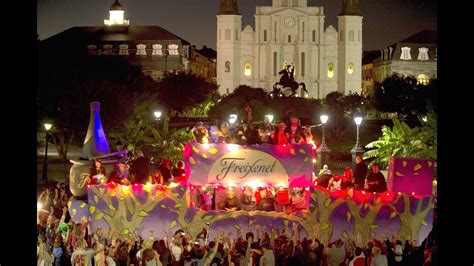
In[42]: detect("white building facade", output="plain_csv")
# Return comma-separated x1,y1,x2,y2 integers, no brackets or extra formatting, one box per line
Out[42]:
216,0,363,98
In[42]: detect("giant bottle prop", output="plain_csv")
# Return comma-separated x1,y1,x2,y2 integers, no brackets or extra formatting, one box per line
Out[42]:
69,102,113,198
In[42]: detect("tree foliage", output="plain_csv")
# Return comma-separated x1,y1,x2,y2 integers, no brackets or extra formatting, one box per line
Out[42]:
157,72,219,116
363,115,437,169
371,74,437,121
38,55,157,160
208,85,271,122
108,93,193,165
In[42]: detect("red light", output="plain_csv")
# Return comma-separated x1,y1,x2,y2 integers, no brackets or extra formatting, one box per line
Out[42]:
240,187,245,191
305,187,310,191
386,192,390,196
87,185,90,188
190,185,194,190
411,192,416,195
362,191,366,195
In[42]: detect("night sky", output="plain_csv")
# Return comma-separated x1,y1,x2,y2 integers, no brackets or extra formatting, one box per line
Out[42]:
37,0,437,51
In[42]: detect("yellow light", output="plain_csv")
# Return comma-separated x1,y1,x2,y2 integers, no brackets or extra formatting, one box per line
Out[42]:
327,63,334,78
348,63,354,75
246,181,264,189
169,182,179,188
122,185,131,194
312,158,316,164
244,62,252,76
227,144,239,152
44,123,52,131
37,202,42,210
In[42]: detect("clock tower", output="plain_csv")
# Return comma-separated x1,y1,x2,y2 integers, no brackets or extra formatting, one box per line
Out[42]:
216,0,242,95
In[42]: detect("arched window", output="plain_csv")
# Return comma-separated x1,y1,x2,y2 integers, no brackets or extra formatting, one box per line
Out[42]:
136,44,146,55
418,47,429,61
225,29,231,41
152,44,162,55
244,62,252,76
168,44,179,55
327,63,334,78
400,47,412,60
263,30,267,42
417,74,430,85
312,30,316,42
119,44,129,55
348,63,354,75
349,30,354,42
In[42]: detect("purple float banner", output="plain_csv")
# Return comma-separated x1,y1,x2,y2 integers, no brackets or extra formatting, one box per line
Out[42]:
184,142,314,187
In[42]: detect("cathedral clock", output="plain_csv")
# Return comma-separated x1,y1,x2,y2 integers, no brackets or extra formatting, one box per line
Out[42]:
284,17,295,28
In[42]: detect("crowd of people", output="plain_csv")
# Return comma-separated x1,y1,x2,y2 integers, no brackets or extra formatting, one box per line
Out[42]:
315,156,388,193
37,183,437,266
192,114,314,147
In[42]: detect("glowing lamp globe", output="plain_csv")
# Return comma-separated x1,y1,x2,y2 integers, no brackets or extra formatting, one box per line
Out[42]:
320,115,328,124
354,116,363,126
44,123,52,131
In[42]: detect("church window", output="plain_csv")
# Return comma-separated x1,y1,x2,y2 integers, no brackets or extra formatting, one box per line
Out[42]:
119,44,129,55
152,44,163,55
244,62,252,76
340,30,344,42
418,47,429,61
273,52,278,76
225,29,231,41
274,22,277,42
349,30,354,42
417,74,429,85
348,63,354,75
288,35,291,43
302,22,305,42
400,47,412,60
235,29,239,41
264,30,267,42
327,63,334,78
225,61,231,72
301,53,305,77
312,30,316,42
136,44,146,55
168,44,179,55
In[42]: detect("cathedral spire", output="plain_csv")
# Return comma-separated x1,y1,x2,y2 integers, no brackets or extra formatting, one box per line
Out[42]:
218,0,240,15
340,0,362,16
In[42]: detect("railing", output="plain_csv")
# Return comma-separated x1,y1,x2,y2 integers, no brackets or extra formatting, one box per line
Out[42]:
37,157,72,182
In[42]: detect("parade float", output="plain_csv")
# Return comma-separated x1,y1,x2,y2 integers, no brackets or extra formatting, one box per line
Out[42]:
68,102,435,246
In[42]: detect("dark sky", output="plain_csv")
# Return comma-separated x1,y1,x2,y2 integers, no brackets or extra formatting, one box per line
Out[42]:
37,0,437,51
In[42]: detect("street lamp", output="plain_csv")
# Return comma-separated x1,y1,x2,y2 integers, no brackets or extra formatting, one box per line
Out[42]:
316,114,330,174
351,115,365,168
42,123,52,182
265,114,274,124
154,111,162,120
229,114,238,125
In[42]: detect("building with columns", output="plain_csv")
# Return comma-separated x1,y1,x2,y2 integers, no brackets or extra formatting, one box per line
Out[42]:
216,0,363,98
40,0,216,83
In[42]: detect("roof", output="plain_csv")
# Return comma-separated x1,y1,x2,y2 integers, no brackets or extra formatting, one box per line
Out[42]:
218,0,240,15
399,30,437,44
110,0,124,11
41,25,191,46
340,0,362,16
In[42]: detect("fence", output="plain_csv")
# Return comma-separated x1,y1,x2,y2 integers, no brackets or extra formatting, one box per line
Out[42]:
37,157,72,182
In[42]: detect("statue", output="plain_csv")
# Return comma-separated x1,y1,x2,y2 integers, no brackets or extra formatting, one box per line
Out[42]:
272,64,308,97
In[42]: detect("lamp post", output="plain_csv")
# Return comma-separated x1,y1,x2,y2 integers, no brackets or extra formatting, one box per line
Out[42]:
265,114,274,124
42,123,52,183
316,114,330,174
351,115,365,168
229,114,238,125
